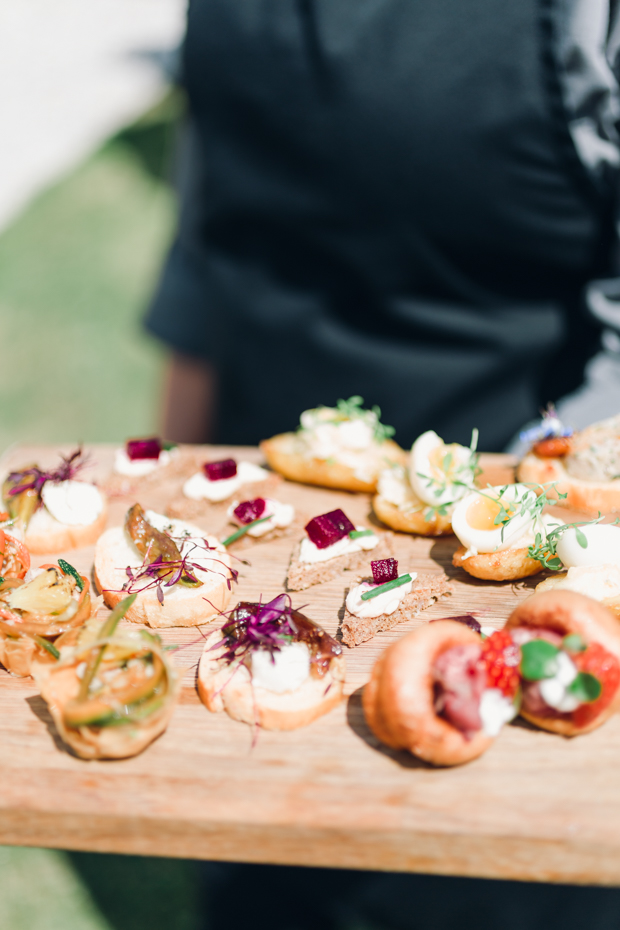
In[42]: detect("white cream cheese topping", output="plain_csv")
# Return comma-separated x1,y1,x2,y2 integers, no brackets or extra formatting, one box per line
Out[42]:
114,448,171,477
250,642,310,693
298,526,378,564
227,498,294,537
183,462,270,502
479,688,518,737
551,564,620,601
345,575,415,619
41,480,104,526
538,651,580,712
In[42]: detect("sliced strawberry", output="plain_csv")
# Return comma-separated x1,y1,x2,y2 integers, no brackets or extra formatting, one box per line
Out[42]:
572,643,620,729
480,630,520,699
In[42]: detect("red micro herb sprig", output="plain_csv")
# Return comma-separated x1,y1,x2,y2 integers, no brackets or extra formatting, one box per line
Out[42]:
6,449,86,497
121,537,237,606
213,594,301,664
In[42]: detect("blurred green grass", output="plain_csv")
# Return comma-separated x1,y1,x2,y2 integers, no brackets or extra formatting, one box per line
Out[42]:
0,92,182,454
0,92,204,929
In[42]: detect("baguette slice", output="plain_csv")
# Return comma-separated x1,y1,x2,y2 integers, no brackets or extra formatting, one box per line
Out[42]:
260,433,405,493
94,516,233,628
287,534,393,592
517,453,620,514
341,572,451,646
198,629,346,730
21,495,107,554
535,568,620,618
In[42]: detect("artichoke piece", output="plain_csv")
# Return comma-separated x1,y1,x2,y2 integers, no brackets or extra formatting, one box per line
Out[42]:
9,568,73,616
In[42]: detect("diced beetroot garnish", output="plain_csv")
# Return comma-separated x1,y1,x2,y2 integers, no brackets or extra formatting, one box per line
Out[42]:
126,438,162,461
204,458,237,481
371,558,398,585
305,509,355,549
233,498,267,525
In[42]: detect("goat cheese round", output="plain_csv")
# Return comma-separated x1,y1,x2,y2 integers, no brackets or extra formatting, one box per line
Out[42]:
41,480,104,526
251,642,311,693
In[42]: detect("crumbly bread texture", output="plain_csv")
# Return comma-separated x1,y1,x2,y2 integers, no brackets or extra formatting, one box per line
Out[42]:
363,620,494,766
341,572,451,647
23,501,108,554
373,493,453,536
452,545,543,581
166,475,281,523
35,661,178,759
286,534,393,592
94,522,233,628
535,573,620,618
506,590,620,736
260,433,405,493
198,630,346,730
517,453,620,514
221,511,307,551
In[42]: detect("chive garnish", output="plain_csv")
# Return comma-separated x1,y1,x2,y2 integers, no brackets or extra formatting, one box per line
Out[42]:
34,635,60,659
348,529,374,540
222,516,272,547
58,558,84,591
360,574,412,600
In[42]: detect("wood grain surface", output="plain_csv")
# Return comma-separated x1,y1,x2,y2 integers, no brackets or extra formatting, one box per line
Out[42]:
0,443,618,885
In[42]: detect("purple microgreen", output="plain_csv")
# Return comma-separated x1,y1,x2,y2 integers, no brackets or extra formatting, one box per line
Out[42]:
222,516,271,547
156,585,164,605
6,448,87,497
360,573,412,601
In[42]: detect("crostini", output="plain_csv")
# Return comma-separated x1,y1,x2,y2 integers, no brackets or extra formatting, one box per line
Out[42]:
260,396,404,493
198,594,345,730
221,496,297,548
341,557,450,646
363,620,519,766
94,503,234,628
35,594,179,759
518,412,620,514
3,450,107,553
373,429,479,536
286,508,391,591
167,455,280,521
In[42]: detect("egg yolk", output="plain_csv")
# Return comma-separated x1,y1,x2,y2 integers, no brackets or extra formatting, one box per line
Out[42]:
428,443,461,479
466,495,515,531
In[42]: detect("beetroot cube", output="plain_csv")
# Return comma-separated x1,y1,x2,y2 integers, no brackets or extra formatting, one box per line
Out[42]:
126,438,162,461
305,508,355,549
233,498,266,525
204,458,237,481
371,558,398,585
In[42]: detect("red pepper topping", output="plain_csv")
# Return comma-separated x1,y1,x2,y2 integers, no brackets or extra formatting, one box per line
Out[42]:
532,436,572,458
126,438,162,461
572,643,620,728
480,630,520,699
204,458,237,481
305,509,355,549
371,558,398,585
233,498,267,525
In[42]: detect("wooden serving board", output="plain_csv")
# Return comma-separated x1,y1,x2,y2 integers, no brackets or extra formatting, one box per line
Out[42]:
0,443,618,886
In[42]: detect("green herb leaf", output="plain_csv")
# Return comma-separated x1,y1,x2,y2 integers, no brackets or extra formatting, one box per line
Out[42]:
221,516,271,547
162,441,177,451
0,577,5,585
563,633,587,653
575,527,588,549
348,529,375,540
33,635,60,659
360,574,412,601
58,558,84,591
520,639,560,680
567,672,601,703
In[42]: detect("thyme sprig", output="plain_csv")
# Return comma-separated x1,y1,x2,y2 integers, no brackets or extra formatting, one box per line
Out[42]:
299,396,395,444
419,429,481,521
471,482,566,545
527,513,616,571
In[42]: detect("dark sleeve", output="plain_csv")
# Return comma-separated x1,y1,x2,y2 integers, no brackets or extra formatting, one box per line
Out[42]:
144,121,215,360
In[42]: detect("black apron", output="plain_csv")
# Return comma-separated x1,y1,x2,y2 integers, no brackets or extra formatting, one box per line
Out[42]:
147,0,615,449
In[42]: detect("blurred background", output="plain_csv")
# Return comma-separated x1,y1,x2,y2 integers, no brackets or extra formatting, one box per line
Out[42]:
0,2,207,927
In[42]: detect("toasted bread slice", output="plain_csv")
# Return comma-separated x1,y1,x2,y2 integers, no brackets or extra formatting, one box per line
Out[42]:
341,572,451,646
94,518,233,628
373,493,453,536
260,433,405,493
517,453,620,514
21,499,108,554
452,545,543,581
286,534,393,592
198,630,345,730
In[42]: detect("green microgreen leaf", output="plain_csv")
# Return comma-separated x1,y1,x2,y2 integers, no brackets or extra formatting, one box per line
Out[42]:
527,508,603,571
33,635,60,659
520,639,560,680
575,527,588,549
0,577,5,585
567,672,601,703
162,441,177,451
360,574,412,601
221,516,271,547
348,529,375,540
563,633,587,653
58,558,84,591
